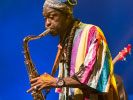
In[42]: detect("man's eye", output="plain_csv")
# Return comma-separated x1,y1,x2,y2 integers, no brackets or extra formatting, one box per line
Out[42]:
49,16,54,19
44,17,47,20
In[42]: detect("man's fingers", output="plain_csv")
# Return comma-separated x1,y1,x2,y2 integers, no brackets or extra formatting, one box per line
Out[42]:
27,83,42,93
38,85,44,91
27,87,33,93
31,81,41,87
30,77,40,84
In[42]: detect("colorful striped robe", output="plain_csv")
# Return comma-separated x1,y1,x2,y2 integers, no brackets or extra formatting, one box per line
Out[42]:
56,22,119,100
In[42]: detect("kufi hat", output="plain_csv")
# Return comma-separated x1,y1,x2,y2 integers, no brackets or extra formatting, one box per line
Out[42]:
43,0,77,14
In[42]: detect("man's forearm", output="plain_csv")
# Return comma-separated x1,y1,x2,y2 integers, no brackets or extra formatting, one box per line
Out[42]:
61,77,98,93
63,77,82,88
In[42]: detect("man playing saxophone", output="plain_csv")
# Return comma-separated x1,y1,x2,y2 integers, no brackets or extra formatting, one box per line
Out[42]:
26,0,120,100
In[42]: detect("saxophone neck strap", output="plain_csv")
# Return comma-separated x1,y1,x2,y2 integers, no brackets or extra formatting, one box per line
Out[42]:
51,44,65,77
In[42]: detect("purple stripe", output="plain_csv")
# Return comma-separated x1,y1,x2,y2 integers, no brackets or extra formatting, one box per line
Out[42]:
70,31,83,76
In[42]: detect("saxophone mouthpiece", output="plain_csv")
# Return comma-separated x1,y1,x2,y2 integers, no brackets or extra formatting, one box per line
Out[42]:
40,29,51,37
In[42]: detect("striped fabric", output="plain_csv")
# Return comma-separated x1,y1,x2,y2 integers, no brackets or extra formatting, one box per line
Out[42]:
57,23,118,100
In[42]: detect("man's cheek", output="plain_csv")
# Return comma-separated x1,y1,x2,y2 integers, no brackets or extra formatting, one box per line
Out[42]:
54,22,59,27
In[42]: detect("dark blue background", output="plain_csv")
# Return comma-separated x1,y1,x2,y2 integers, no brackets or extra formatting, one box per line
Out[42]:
0,0,132,100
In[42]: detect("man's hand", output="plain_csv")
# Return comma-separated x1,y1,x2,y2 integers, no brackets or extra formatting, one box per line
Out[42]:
27,73,57,93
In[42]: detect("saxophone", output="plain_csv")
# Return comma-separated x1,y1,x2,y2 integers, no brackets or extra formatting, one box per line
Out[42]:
23,29,50,100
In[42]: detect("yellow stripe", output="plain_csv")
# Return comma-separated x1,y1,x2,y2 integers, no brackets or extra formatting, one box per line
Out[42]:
75,24,93,73
111,74,120,100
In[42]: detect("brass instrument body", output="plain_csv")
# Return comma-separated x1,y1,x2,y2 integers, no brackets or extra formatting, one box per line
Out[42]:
23,29,50,100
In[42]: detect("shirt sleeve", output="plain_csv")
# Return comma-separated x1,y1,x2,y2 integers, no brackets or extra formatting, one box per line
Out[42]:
71,26,112,93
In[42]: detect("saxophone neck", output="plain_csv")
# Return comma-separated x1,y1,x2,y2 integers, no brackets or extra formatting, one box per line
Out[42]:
38,29,50,37
23,29,50,43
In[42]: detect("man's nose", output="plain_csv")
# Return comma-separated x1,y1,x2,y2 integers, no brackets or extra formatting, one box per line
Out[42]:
45,18,51,29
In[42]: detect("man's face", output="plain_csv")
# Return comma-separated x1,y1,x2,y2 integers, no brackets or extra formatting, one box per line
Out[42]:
43,7,68,36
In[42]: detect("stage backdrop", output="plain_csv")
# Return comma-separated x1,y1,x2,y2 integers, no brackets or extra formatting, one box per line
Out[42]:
0,0,132,100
